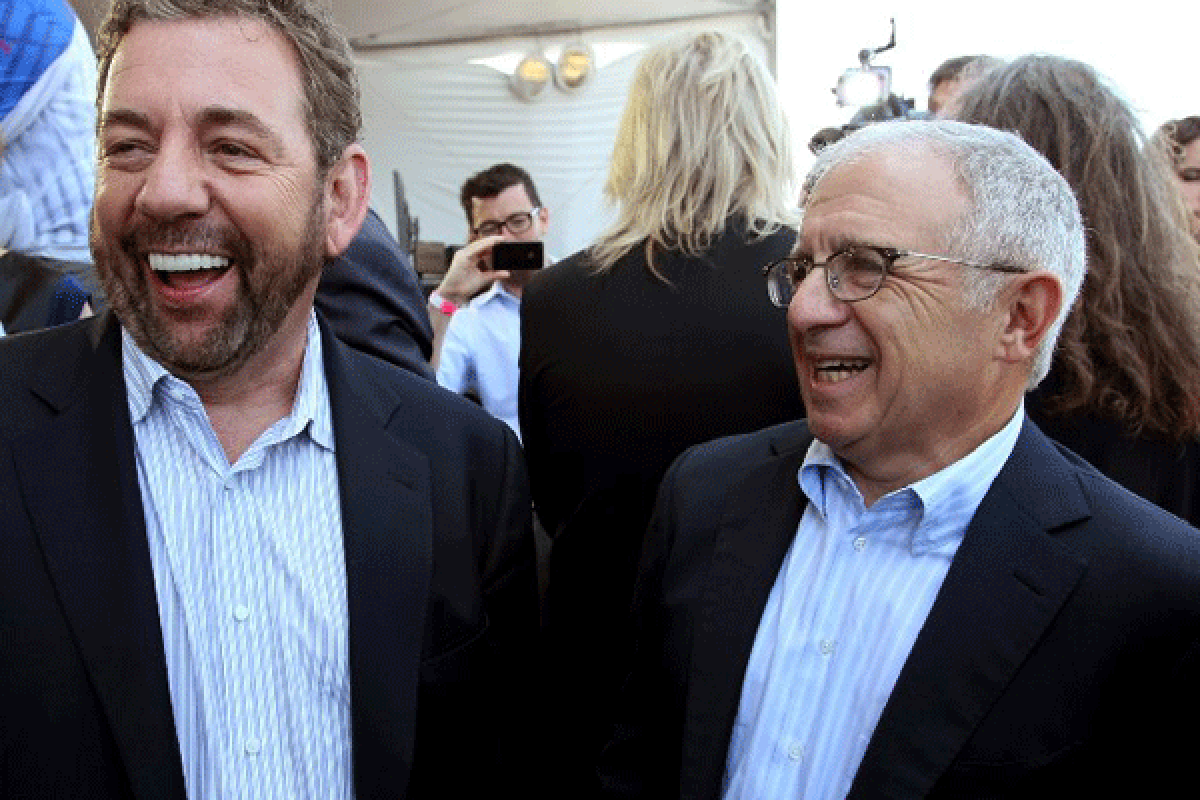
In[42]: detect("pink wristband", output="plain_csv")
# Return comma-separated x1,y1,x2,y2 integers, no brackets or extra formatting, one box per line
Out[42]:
428,291,459,316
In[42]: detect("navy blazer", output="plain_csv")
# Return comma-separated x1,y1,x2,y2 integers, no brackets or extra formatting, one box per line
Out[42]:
0,312,538,799
316,208,435,380
600,417,1200,799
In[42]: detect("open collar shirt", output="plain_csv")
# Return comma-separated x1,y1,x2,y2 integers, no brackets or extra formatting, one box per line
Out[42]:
722,405,1025,800
123,313,352,800
435,280,522,440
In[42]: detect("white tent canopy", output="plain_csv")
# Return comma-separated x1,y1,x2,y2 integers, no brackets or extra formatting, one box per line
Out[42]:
342,1,775,260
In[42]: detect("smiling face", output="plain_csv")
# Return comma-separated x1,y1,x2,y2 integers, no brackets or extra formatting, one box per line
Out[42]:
791,146,1019,503
91,16,335,384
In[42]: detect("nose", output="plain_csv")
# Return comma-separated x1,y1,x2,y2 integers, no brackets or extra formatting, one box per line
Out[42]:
787,266,850,333
134,141,210,221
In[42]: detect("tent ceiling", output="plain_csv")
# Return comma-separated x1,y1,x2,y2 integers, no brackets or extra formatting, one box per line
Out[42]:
69,2,772,52
334,0,770,50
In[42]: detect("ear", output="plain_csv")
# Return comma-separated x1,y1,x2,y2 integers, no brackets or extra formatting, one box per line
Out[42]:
994,270,1064,364
537,205,550,232
322,143,371,259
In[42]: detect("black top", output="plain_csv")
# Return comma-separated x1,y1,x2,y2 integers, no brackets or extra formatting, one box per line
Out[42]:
1026,367,1200,527
517,222,803,782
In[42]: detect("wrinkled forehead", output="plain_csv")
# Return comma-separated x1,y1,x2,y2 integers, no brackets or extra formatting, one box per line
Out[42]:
103,15,307,115
800,145,966,251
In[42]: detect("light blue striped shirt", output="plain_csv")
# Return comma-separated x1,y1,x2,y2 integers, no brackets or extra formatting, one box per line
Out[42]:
123,314,352,799
722,406,1024,799
436,281,522,441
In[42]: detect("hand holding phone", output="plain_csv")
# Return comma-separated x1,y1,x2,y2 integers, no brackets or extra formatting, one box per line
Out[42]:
492,240,544,271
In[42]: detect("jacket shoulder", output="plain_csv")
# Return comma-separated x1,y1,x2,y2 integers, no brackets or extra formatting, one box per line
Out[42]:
0,317,101,437
329,332,514,444
668,418,811,489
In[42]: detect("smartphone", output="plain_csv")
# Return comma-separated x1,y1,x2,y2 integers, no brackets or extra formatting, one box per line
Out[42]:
492,240,544,271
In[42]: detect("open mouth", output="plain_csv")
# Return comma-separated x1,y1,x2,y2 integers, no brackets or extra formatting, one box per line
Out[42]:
814,359,871,383
148,253,232,290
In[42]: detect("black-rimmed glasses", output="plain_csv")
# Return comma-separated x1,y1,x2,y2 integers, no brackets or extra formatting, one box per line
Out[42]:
762,245,1028,306
472,208,541,238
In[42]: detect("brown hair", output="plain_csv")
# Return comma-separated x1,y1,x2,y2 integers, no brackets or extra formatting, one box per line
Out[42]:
954,55,1200,438
458,163,542,229
95,0,360,175
1155,116,1200,167
928,54,1003,91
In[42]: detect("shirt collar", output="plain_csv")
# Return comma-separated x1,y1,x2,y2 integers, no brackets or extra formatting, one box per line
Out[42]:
470,280,521,308
121,311,334,452
799,403,1025,555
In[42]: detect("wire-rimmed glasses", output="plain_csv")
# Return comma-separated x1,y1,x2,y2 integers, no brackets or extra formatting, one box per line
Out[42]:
762,245,1028,306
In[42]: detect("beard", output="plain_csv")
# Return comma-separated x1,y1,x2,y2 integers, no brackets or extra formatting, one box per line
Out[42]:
93,193,327,383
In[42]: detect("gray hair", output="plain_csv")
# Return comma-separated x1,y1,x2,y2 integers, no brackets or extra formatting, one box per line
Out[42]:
803,119,1086,387
96,0,360,175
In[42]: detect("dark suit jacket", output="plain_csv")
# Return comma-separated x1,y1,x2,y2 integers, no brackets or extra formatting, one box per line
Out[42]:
317,208,435,380
0,250,90,333
599,417,1200,799
0,312,538,799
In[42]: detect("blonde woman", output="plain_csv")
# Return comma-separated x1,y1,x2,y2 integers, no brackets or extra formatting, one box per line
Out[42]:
517,30,802,789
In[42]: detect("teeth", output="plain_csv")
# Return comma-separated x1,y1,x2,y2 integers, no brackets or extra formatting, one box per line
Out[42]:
148,253,230,272
814,359,870,383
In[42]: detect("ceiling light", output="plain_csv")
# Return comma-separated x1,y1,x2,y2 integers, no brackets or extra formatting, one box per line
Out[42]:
555,43,594,92
511,51,552,101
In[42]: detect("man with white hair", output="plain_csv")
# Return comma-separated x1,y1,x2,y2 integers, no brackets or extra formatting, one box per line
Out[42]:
599,119,1200,799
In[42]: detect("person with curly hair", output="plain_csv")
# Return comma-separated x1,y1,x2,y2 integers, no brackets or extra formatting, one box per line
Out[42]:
953,56,1200,524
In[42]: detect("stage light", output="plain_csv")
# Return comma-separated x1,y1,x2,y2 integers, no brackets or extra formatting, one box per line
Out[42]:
834,66,891,108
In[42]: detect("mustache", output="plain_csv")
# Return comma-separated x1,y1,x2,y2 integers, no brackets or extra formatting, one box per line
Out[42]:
120,220,254,264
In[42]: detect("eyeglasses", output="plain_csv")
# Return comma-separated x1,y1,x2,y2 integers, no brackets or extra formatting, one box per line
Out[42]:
472,208,541,238
762,245,1028,306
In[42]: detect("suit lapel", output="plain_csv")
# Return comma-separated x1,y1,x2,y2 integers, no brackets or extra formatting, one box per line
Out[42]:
322,322,433,800
848,420,1090,798
680,427,811,799
12,314,187,800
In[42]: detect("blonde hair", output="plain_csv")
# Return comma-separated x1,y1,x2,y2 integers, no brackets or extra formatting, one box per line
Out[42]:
591,31,797,277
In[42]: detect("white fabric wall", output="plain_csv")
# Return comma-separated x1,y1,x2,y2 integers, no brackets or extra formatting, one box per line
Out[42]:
355,14,768,261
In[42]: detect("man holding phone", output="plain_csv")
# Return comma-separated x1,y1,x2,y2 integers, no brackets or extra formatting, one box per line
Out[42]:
430,163,549,440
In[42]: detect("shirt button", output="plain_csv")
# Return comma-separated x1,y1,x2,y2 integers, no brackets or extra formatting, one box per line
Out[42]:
820,639,836,656
788,743,805,762
233,604,251,622
244,738,262,756
853,536,867,551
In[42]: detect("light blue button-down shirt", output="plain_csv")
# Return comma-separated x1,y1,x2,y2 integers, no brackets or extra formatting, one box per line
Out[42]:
436,280,522,440
123,314,352,799
722,406,1025,800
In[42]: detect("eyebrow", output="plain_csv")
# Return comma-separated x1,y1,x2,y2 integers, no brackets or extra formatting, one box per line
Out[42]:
793,235,877,260
99,106,287,158
98,107,152,133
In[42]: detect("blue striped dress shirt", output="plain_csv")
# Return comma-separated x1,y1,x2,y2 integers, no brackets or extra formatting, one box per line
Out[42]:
722,406,1025,799
123,314,353,799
